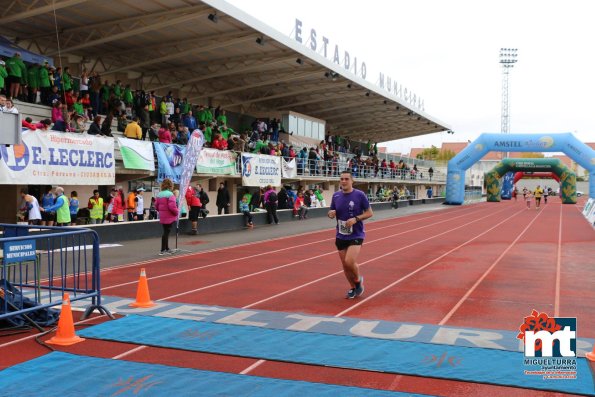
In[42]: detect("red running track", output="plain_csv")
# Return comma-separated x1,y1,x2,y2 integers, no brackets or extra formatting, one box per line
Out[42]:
2,200,594,397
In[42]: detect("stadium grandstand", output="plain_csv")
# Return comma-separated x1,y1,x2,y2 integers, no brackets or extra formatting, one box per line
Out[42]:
0,0,451,225
2,2,595,396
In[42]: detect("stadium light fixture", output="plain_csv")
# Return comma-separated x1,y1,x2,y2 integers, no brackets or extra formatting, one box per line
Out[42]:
255,37,265,46
295,58,304,65
324,71,339,81
207,13,218,23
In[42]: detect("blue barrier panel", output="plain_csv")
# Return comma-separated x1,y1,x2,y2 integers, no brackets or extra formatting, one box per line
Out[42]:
0,224,112,327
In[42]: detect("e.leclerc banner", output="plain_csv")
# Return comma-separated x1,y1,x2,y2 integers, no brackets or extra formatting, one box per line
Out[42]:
241,153,281,187
0,129,114,185
177,129,205,223
117,137,155,171
196,148,236,175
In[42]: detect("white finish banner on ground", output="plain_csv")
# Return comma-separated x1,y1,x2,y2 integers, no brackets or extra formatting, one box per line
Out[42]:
241,153,281,187
117,137,155,171
197,148,237,175
0,129,115,185
281,158,296,178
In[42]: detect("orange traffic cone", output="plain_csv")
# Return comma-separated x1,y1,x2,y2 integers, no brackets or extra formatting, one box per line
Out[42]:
46,293,85,346
586,345,595,361
129,268,155,308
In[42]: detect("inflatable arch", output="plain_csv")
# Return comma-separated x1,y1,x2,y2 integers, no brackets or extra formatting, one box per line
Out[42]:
445,133,595,205
485,158,575,203
513,171,559,185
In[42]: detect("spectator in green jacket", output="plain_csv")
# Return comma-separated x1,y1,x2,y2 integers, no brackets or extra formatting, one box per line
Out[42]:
123,84,133,106
41,186,70,226
216,109,227,126
62,66,72,91
6,52,27,100
0,60,7,93
39,61,51,105
27,63,40,103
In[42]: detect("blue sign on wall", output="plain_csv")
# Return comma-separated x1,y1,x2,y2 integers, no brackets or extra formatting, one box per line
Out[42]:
2,239,37,264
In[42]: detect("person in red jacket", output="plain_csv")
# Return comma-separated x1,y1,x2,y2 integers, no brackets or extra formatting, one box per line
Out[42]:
110,187,125,222
185,185,202,235
212,133,228,150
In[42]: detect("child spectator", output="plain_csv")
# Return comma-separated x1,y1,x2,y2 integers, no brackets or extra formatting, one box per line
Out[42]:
149,197,158,220
239,197,253,228
135,187,145,221
69,191,79,225
294,192,308,220
51,101,66,131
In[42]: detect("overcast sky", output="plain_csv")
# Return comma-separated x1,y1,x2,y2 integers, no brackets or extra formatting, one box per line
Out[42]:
226,0,594,155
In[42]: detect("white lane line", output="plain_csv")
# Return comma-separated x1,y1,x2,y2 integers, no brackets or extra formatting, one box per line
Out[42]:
438,207,545,325
112,345,147,360
103,208,460,291
97,203,481,275
239,206,513,374
239,359,266,375
157,208,485,301
555,203,563,317
242,206,511,310
100,206,488,369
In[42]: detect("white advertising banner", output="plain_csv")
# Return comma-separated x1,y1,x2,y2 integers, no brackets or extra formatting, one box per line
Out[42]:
241,153,281,187
281,158,297,178
117,137,155,171
582,198,593,217
197,148,237,175
0,130,115,185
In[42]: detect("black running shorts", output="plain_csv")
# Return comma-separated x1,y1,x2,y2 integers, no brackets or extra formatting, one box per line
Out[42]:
335,238,363,251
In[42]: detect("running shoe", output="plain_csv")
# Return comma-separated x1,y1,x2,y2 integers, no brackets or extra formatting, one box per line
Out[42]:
346,288,356,299
355,276,364,297
159,250,168,256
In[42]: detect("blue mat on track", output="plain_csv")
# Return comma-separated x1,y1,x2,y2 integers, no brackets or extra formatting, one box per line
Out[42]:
79,315,595,396
0,352,432,397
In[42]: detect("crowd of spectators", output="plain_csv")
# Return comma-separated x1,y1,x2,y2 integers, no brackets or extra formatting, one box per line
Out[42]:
2,52,437,186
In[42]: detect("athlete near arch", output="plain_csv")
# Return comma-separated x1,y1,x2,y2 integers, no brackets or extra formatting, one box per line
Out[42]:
328,170,374,299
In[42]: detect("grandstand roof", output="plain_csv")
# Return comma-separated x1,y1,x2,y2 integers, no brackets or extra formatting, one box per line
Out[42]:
1,0,449,143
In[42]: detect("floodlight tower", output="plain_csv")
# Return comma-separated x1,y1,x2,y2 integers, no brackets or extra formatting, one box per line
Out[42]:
499,48,518,140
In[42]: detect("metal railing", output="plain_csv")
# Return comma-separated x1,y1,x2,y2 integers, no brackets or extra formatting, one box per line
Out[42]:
0,224,112,326
228,150,445,183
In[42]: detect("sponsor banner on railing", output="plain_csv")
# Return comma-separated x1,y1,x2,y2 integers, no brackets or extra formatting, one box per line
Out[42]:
154,142,186,183
0,130,115,185
117,137,155,171
281,158,296,178
241,153,281,187
197,148,237,175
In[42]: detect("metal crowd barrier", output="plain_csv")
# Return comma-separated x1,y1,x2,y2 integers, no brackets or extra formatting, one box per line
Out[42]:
0,224,112,325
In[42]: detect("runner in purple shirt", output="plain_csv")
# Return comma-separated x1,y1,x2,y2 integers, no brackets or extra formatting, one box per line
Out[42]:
328,170,374,299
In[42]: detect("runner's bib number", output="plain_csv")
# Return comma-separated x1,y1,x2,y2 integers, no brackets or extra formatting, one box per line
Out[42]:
338,220,353,235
